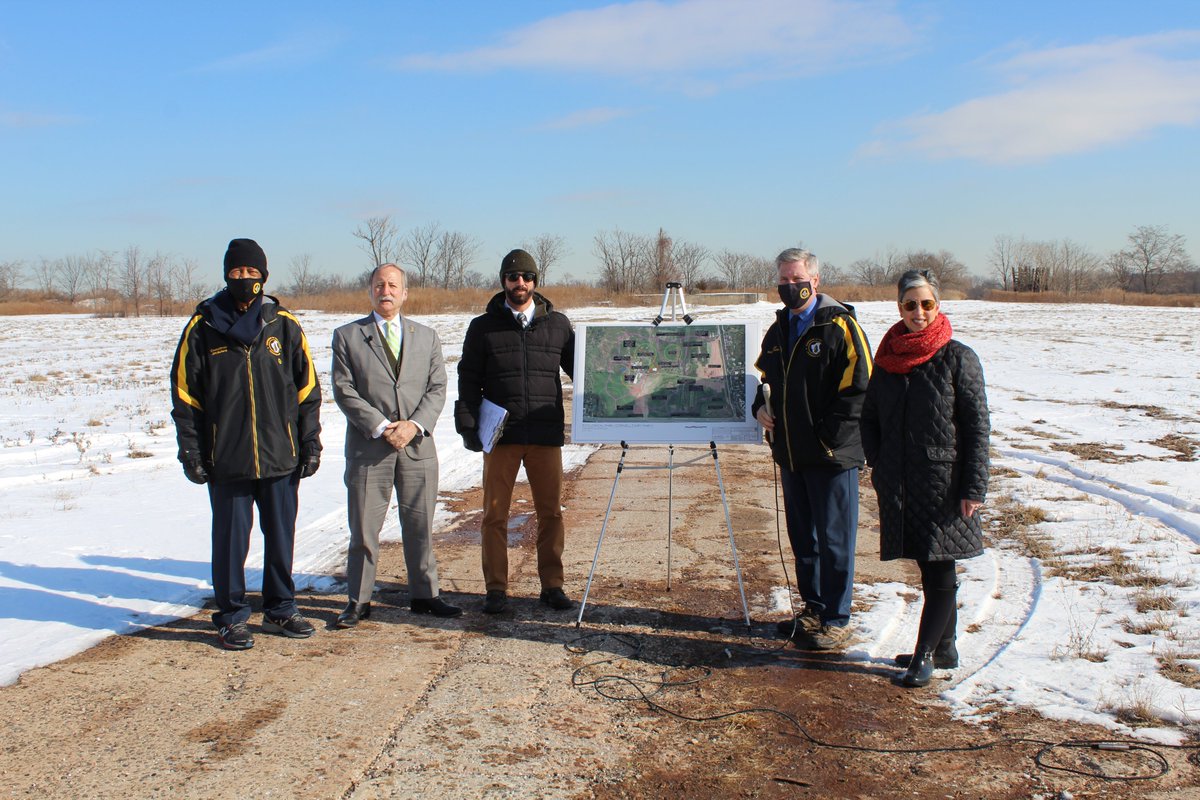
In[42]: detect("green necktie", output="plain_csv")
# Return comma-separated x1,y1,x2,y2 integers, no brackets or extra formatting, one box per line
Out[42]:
385,321,400,358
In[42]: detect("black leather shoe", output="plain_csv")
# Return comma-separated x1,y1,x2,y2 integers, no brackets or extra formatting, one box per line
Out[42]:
336,601,371,629
411,596,463,617
539,587,575,611
482,590,508,615
898,650,935,687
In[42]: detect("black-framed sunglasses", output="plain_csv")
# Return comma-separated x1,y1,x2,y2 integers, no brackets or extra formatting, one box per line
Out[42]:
504,271,536,283
902,298,937,312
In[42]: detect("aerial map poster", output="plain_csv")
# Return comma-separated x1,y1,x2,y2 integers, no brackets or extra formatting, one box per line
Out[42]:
572,322,762,444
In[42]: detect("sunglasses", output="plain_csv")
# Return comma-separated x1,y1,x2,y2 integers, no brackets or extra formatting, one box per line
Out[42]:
504,271,536,283
902,298,938,312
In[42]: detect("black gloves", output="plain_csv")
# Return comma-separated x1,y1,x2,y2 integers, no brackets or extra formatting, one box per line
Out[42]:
298,443,321,478
461,431,483,453
182,456,208,485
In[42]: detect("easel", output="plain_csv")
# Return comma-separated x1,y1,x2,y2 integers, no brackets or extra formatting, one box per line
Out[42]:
575,283,752,629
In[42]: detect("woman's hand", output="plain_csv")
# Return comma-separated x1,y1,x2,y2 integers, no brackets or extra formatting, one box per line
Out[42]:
960,499,982,518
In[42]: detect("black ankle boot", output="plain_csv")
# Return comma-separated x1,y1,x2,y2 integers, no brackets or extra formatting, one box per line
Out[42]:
932,638,958,669
899,650,934,687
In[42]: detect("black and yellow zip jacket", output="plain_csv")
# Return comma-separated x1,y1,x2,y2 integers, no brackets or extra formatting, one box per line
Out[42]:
170,291,321,483
752,295,872,472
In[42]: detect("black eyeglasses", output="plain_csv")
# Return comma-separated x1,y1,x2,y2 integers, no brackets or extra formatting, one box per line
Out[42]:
902,298,937,312
504,272,536,283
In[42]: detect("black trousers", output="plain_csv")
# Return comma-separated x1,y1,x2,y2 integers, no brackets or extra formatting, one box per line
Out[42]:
208,473,300,629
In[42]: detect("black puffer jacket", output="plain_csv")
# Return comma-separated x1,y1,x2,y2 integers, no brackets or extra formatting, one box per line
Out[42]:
860,340,989,562
752,296,873,472
455,291,574,447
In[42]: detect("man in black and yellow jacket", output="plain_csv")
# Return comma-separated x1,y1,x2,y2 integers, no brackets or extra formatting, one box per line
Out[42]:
753,248,872,651
170,238,322,650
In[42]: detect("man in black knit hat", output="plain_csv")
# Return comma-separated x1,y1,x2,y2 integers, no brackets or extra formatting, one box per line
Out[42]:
455,249,575,615
170,238,322,650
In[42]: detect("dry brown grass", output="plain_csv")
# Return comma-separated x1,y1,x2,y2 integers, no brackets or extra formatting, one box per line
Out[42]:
984,496,1054,561
1157,651,1200,689
1050,441,1135,463
984,288,1200,307
1049,547,1168,587
1149,434,1198,461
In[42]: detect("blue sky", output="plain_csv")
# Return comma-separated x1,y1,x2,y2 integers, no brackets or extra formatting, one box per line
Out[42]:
3,1,1198,285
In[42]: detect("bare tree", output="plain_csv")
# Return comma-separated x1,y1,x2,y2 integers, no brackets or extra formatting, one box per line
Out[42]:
593,229,649,294
646,228,676,289
903,250,969,293
33,258,57,296
433,230,481,289
519,234,568,286
849,247,903,286
288,253,321,296
989,235,1026,291
146,252,174,316
1110,224,1193,293
177,257,204,305
0,260,21,300
746,255,779,289
352,216,399,270
671,240,709,291
86,251,117,310
713,249,753,289
397,222,443,287
58,254,90,304
819,261,846,286
119,245,145,316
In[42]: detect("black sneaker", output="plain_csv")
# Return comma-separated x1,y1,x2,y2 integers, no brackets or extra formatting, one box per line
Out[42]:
262,612,315,639
539,587,575,611
483,590,508,615
218,622,254,651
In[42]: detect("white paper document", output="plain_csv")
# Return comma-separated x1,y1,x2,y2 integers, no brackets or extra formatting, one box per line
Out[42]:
479,398,509,454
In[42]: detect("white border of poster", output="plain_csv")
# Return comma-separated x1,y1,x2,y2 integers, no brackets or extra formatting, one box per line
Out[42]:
571,321,762,444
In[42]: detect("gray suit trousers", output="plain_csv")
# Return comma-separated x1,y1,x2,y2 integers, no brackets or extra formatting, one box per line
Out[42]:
345,452,440,603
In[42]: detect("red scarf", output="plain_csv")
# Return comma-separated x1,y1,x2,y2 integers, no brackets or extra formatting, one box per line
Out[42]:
873,313,952,374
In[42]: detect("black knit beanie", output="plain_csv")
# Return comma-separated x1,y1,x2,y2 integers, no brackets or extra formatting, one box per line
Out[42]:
500,249,538,283
223,238,268,282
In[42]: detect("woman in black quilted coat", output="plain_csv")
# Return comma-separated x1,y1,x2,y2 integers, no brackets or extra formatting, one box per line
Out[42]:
861,270,989,688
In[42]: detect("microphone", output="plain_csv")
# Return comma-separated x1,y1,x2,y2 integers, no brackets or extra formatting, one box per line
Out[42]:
761,384,774,444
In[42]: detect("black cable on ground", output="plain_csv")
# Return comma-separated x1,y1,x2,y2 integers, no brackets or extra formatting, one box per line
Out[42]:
564,632,1196,783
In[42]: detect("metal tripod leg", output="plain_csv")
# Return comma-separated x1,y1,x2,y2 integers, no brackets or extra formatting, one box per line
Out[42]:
576,442,629,627
666,444,674,591
710,441,752,629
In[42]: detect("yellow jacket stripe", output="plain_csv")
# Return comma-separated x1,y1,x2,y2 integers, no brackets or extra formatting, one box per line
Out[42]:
834,315,873,391
278,310,318,404
174,315,204,411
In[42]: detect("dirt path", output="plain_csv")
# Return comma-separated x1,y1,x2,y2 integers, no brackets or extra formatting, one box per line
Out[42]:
1,445,1196,799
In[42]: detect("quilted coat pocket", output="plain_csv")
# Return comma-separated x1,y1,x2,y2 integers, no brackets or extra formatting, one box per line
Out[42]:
925,445,957,462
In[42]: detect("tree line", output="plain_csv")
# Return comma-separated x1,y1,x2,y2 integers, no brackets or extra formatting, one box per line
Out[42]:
2,219,1194,315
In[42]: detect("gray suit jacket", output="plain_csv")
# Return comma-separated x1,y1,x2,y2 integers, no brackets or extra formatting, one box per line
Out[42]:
331,314,447,462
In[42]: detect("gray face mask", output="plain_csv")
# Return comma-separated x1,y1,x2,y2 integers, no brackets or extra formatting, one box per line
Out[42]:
777,281,813,309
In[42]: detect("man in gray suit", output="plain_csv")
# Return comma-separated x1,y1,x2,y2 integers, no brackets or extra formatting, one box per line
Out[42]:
331,263,461,627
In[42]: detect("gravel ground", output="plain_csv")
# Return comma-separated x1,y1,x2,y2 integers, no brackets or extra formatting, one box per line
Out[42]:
1,444,1196,799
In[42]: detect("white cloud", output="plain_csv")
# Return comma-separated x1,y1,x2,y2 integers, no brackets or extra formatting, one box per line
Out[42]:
193,30,343,73
0,110,80,128
394,0,916,88
866,31,1200,164
536,107,636,130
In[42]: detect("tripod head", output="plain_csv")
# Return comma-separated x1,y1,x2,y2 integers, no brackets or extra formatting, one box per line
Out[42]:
652,281,695,326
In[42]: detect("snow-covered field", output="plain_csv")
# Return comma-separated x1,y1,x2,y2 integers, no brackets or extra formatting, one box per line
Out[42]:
1,300,1197,743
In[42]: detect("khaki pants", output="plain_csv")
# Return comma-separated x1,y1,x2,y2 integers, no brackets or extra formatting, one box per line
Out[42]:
481,444,565,592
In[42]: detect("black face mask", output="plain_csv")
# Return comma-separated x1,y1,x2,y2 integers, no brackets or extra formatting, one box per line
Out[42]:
778,281,813,310
226,277,263,306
